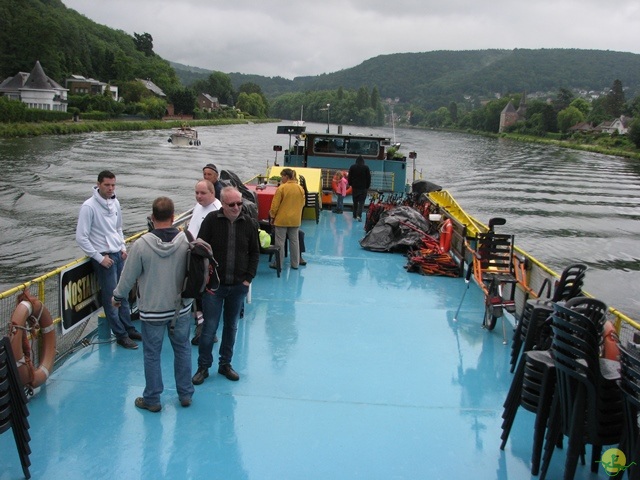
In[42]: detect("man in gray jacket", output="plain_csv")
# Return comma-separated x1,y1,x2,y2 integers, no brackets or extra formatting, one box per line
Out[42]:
112,197,194,412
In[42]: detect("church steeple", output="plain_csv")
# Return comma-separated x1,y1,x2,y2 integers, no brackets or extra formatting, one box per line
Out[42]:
516,91,527,118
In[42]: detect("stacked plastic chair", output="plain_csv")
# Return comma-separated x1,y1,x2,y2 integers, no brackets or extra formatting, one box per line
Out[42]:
539,300,622,480
500,302,555,474
0,336,32,478
510,263,587,373
618,345,640,480
500,296,607,475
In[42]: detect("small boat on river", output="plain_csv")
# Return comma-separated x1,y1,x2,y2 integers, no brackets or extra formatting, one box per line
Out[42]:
1,125,639,479
168,125,201,146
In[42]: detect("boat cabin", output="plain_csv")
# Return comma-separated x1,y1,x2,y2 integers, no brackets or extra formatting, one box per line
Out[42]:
278,126,407,193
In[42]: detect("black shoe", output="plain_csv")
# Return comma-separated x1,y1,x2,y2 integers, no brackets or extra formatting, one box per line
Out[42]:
299,259,307,266
135,397,161,412
128,330,142,341
218,364,239,381
192,367,209,385
117,337,138,349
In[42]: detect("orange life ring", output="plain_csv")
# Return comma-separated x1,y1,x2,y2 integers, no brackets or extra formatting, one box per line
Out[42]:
439,218,453,253
332,171,352,195
9,289,56,390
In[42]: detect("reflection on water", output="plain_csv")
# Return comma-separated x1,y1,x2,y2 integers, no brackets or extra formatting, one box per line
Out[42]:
1,122,639,318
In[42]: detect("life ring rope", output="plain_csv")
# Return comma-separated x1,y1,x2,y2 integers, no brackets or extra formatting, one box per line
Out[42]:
9,290,57,393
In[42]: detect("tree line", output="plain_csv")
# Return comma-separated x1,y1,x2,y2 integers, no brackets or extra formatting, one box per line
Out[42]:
396,79,640,149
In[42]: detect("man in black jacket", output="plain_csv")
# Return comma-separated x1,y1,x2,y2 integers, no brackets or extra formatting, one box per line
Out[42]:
348,155,371,222
192,186,260,384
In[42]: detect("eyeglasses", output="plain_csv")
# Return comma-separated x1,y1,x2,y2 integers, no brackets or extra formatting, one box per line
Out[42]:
225,201,243,207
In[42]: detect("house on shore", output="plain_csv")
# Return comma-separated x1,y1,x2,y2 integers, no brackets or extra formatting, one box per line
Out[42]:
0,61,67,111
136,78,175,116
595,115,633,135
198,93,220,112
65,75,118,101
567,121,594,133
568,115,634,135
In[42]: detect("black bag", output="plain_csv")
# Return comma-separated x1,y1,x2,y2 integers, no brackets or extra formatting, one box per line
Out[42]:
182,231,217,299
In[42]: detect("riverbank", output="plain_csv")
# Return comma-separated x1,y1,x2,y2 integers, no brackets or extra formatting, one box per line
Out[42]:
405,125,640,161
494,132,640,160
0,117,279,138
481,130,640,160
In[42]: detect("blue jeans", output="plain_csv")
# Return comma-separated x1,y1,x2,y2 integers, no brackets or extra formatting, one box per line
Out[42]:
337,194,344,211
141,311,194,406
92,252,135,339
198,283,249,368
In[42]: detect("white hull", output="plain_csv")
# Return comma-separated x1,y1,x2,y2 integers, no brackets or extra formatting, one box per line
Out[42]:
168,128,200,146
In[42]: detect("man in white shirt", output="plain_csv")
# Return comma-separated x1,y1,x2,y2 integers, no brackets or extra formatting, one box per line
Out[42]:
186,179,221,345
76,170,141,349
187,180,221,239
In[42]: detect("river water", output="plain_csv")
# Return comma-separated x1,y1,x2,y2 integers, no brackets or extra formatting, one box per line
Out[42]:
1,122,639,319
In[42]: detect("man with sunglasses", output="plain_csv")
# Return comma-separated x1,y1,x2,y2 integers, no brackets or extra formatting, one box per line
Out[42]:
192,186,260,384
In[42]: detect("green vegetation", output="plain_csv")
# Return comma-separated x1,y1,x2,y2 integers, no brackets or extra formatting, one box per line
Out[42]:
0,0,180,93
269,86,385,126
0,117,277,138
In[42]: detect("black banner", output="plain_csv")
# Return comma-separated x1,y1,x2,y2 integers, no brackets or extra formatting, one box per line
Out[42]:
60,259,101,333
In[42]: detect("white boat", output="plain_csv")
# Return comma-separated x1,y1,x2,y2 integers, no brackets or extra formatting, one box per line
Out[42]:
168,126,200,146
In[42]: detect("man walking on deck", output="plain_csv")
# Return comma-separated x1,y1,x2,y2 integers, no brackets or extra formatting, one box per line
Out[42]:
76,170,140,349
348,155,371,222
192,186,260,384
112,197,195,412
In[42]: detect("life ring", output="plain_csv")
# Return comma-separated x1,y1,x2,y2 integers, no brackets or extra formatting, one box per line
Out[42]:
332,171,352,195
439,218,453,253
602,320,620,361
9,289,56,391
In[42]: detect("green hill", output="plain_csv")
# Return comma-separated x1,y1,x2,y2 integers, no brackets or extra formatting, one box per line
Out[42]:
175,49,640,110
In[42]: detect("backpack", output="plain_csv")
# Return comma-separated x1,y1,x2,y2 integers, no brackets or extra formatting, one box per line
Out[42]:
182,231,217,299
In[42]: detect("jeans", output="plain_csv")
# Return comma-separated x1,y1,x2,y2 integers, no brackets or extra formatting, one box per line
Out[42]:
141,311,194,406
198,283,248,368
352,188,367,219
336,194,344,212
92,251,135,339
275,226,300,268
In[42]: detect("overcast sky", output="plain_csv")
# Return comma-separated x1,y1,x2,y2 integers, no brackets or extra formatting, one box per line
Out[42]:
63,0,640,80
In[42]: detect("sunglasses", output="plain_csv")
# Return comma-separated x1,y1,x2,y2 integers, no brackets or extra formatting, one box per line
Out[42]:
225,201,243,207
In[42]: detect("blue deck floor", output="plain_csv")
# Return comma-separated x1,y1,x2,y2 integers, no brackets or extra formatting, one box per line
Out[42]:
1,212,602,479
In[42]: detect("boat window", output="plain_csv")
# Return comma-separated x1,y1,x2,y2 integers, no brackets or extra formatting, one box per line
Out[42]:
347,139,380,156
312,137,380,157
